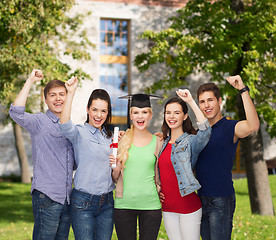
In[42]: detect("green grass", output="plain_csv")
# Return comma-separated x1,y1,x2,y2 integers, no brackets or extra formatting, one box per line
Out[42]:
0,175,275,239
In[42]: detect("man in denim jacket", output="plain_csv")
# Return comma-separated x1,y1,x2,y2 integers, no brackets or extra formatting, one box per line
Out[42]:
195,76,259,240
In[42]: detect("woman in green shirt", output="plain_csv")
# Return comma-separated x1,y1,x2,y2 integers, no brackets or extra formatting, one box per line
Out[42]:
110,94,162,240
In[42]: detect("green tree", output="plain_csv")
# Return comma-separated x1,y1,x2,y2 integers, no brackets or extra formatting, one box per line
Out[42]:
135,0,275,215
0,0,93,183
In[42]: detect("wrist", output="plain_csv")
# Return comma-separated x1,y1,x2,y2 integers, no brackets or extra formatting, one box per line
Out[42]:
26,77,35,84
186,99,195,105
239,85,250,94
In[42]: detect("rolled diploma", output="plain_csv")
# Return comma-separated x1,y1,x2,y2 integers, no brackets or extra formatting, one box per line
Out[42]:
112,127,119,168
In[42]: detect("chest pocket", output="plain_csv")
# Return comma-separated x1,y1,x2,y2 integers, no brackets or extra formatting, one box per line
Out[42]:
49,132,68,148
175,143,190,162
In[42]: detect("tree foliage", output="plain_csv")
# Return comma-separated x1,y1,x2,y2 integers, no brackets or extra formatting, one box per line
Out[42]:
134,0,276,137
0,0,93,114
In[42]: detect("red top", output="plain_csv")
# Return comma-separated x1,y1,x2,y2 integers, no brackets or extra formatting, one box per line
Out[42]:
158,143,201,214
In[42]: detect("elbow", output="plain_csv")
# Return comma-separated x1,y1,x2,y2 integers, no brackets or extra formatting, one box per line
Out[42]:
250,120,260,134
254,118,260,132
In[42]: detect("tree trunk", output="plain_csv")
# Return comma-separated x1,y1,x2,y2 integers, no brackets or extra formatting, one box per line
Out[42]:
13,123,31,183
236,95,274,215
230,0,274,216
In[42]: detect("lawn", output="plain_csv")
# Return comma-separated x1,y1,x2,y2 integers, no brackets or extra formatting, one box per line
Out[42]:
0,175,275,240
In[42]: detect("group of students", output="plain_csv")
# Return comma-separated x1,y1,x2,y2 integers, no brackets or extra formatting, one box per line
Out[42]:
9,69,259,240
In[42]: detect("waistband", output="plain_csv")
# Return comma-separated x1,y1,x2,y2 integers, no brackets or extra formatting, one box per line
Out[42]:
72,188,113,202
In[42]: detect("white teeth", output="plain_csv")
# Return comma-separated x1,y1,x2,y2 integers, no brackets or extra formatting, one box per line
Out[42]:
169,120,176,123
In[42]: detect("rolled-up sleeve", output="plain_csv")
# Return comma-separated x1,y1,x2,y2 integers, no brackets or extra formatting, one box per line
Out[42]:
58,120,78,144
197,119,210,131
9,104,39,133
190,119,211,166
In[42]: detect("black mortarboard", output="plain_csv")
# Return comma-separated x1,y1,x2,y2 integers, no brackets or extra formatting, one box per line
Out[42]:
119,93,162,128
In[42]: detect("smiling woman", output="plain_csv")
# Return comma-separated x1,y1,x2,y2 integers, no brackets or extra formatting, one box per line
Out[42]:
58,77,115,240
109,93,163,240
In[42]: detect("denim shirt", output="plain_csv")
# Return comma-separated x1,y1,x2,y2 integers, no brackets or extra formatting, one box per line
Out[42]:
158,119,211,197
59,120,115,195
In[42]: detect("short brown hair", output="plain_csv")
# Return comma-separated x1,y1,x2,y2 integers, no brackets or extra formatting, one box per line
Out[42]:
44,79,66,99
197,83,221,100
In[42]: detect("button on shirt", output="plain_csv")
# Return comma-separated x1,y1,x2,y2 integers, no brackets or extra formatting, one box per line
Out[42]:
58,120,115,195
9,104,74,204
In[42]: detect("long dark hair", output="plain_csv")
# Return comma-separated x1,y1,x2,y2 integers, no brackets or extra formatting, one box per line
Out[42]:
86,89,112,138
161,97,197,140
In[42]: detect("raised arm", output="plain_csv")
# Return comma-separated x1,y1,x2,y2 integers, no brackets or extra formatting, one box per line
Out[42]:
176,89,206,123
59,76,78,124
226,75,260,142
13,69,43,106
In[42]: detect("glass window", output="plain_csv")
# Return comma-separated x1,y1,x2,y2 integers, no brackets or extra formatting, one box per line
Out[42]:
100,19,129,129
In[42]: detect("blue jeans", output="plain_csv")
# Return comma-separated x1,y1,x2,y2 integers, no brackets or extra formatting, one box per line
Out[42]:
32,189,70,240
70,188,114,240
199,194,236,240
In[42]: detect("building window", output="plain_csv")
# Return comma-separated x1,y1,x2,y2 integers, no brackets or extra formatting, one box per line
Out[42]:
100,19,129,129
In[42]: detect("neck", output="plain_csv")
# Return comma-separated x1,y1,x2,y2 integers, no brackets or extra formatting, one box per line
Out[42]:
52,111,61,118
133,127,150,137
169,128,184,143
208,113,223,126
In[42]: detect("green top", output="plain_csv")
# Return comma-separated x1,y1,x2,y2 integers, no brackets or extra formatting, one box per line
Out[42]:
115,135,161,210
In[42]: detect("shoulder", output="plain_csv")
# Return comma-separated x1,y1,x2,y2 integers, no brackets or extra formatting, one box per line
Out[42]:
225,118,239,125
215,117,238,132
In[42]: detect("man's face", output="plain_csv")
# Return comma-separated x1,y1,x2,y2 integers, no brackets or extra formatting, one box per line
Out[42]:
198,91,222,122
44,86,67,117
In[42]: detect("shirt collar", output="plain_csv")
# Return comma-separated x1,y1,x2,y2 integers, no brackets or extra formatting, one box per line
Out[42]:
46,110,59,123
163,132,189,144
212,116,226,128
175,132,189,143
84,122,107,136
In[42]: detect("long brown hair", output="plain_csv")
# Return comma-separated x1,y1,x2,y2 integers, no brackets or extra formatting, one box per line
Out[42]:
161,97,197,140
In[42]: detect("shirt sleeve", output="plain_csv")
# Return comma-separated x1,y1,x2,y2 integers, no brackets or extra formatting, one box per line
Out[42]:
9,104,40,133
58,120,78,144
190,119,211,158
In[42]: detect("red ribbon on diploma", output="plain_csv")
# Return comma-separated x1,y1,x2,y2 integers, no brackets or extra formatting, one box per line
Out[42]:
110,143,118,148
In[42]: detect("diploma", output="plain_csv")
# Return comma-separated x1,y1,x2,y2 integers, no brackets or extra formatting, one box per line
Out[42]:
111,127,119,168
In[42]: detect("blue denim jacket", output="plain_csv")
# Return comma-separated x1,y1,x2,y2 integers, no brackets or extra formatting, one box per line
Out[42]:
158,119,211,197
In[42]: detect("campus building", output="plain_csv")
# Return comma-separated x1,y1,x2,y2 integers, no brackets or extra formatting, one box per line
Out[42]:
0,0,275,177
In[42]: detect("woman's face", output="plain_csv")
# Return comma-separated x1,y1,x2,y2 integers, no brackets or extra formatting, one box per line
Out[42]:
130,107,152,130
87,99,108,129
165,102,187,130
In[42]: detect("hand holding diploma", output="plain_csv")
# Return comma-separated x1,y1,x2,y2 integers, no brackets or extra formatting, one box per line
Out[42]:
111,127,119,168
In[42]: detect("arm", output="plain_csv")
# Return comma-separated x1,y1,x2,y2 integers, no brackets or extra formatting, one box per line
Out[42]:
176,89,206,123
226,75,260,142
59,76,78,124
13,69,43,106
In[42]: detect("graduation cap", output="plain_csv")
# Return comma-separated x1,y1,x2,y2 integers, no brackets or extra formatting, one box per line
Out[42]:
119,93,162,128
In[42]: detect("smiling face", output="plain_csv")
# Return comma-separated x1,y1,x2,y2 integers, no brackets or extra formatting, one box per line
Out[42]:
198,91,223,125
87,99,108,129
130,107,152,130
165,102,188,131
44,86,67,117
